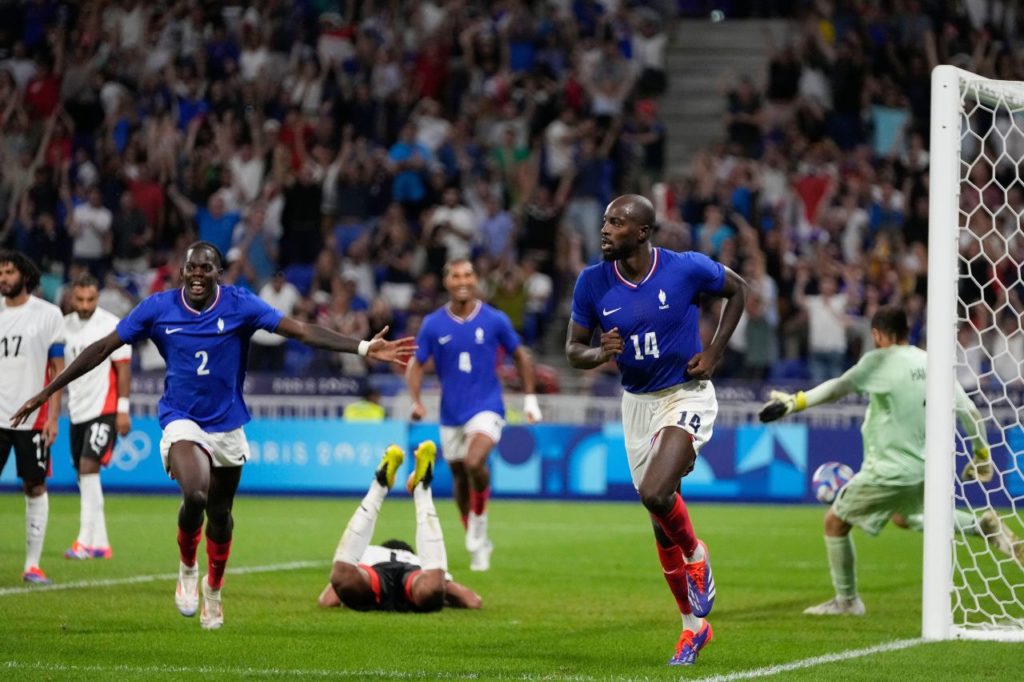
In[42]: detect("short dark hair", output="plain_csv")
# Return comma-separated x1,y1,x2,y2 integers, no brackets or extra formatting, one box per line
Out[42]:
380,538,414,553
0,250,41,292
72,272,100,289
442,258,473,279
871,305,909,340
185,240,224,269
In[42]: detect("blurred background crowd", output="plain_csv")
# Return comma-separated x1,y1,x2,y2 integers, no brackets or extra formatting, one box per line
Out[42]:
1,0,1021,393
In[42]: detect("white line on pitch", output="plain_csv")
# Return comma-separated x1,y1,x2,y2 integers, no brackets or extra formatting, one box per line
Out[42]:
692,638,926,682
1,661,601,681
0,560,329,597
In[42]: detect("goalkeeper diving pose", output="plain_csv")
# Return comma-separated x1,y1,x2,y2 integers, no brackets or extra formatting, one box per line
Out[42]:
759,306,1022,616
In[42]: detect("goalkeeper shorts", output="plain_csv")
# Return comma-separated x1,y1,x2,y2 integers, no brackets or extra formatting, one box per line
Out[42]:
832,474,924,536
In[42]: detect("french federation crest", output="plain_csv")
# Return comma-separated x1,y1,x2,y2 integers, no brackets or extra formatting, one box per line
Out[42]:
658,289,669,310
475,327,485,343
217,318,225,333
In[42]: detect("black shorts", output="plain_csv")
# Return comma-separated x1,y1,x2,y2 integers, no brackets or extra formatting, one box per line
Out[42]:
69,415,118,469
353,560,424,613
0,428,50,481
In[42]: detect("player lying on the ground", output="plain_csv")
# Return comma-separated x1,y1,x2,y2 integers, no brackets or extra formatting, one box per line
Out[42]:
760,306,1023,616
318,440,482,612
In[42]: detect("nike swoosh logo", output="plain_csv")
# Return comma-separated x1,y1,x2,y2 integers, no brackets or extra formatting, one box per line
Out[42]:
602,307,622,316
165,328,183,334
438,335,452,345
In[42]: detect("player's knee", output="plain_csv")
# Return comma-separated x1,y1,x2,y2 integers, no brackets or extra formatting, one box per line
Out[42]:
181,489,208,511
824,509,850,536
637,486,674,516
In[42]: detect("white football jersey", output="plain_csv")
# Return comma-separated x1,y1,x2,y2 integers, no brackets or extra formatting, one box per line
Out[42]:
0,296,66,430
64,307,132,424
361,545,453,581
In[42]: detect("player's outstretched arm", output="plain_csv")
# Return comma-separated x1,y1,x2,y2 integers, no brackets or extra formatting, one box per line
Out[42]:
275,319,416,366
444,581,483,609
10,330,124,428
687,266,748,380
758,375,855,423
565,321,623,370
405,358,427,421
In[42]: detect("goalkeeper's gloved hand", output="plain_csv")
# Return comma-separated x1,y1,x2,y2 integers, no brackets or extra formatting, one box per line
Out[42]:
961,445,993,484
758,390,808,423
523,394,542,424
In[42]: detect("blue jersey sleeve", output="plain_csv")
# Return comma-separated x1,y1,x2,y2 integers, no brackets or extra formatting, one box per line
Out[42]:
414,317,434,364
237,287,285,333
116,295,159,345
495,311,521,354
684,251,725,294
570,270,597,330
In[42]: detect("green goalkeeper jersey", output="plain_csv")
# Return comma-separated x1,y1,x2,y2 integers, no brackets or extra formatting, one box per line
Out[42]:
844,344,928,486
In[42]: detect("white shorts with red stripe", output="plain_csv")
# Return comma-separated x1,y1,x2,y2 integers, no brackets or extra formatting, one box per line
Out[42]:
159,419,250,475
439,411,504,462
620,380,718,490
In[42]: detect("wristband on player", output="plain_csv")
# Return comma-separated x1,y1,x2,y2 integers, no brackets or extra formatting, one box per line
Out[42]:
524,394,540,414
357,340,371,357
117,397,130,414
794,391,808,412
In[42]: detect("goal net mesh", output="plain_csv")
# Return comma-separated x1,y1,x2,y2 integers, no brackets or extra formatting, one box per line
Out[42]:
953,76,1024,635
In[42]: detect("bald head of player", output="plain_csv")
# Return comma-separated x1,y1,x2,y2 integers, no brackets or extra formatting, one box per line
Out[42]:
0,250,41,303
181,241,224,309
600,194,656,262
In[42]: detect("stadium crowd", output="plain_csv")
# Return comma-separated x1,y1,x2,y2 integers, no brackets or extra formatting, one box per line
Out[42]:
0,1,1019,390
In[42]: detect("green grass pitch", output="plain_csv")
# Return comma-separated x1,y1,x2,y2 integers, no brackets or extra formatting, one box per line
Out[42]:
1,493,1021,680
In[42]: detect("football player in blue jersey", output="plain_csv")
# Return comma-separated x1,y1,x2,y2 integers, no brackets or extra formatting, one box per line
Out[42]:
406,258,542,572
566,194,747,666
11,241,415,629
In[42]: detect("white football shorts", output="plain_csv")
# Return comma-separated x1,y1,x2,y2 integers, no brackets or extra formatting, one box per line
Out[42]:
440,411,504,462
620,379,718,490
159,419,250,475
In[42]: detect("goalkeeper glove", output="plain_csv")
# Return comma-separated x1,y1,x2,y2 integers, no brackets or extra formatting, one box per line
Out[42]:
523,394,542,424
961,445,993,484
758,390,808,423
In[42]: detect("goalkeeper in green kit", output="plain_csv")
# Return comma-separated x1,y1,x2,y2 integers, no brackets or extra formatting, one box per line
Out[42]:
759,306,1022,615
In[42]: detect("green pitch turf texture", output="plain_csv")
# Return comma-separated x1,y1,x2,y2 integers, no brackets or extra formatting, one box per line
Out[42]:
1,494,1021,681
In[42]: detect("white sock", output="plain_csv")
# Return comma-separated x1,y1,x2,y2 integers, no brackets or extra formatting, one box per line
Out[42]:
333,481,387,565
681,612,704,633
685,543,706,563
76,475,93,547
905,511,980,535
413,484,447,571
25,493,49,571
466,511,489,550
80,474,109,548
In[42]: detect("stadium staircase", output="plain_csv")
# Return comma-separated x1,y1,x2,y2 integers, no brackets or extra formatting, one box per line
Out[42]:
663,18,794,171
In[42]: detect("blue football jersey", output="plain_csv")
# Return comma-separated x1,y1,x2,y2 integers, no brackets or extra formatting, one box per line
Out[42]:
415,301,521,426
570,248,724,393
116,285,284,430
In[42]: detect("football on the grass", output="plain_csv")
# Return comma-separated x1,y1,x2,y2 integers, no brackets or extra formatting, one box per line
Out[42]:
811,462,854,504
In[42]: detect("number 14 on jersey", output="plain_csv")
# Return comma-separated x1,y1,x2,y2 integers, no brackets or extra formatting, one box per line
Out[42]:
630,332,660,360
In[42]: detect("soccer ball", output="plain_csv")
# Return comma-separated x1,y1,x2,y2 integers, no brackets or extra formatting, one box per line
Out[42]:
810,462,854,504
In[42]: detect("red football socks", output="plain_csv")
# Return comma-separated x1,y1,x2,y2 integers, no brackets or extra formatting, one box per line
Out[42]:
653,493,699,558
177,527,201,567
655,542,692,614
469,486,490,516
206,537,232,590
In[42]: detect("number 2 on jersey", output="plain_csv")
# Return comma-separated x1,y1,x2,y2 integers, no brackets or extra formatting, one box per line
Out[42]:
195,350,210,375
630,332,660,360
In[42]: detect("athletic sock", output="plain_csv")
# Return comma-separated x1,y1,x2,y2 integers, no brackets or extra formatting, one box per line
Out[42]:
25,493,48,571
953,510,980,535
76,474,95,547
206,537,232,590
177,527,202,568
652,493,699,558
469,486,490,516
655,542,691,615
414,484,447,571
80,473,109,548
333,480,388,565
825,534,857,600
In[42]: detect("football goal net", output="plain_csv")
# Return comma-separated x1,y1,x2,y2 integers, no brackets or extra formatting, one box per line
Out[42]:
925,65,1024,641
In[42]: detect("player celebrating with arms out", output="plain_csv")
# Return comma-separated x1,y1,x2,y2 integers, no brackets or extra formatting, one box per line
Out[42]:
62,273,133,561
406,258,542,572
759,306,1022,616
566,195,747,666
0,251,65,585
11,241,415,629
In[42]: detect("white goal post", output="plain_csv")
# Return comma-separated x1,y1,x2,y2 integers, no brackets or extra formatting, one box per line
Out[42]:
925,65,1024,642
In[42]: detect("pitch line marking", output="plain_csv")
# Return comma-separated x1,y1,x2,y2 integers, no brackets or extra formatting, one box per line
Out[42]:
0,560,329,597
693,637,926,681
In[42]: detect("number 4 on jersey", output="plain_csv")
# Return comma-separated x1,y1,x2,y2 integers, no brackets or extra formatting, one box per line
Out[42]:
630,332,660,360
